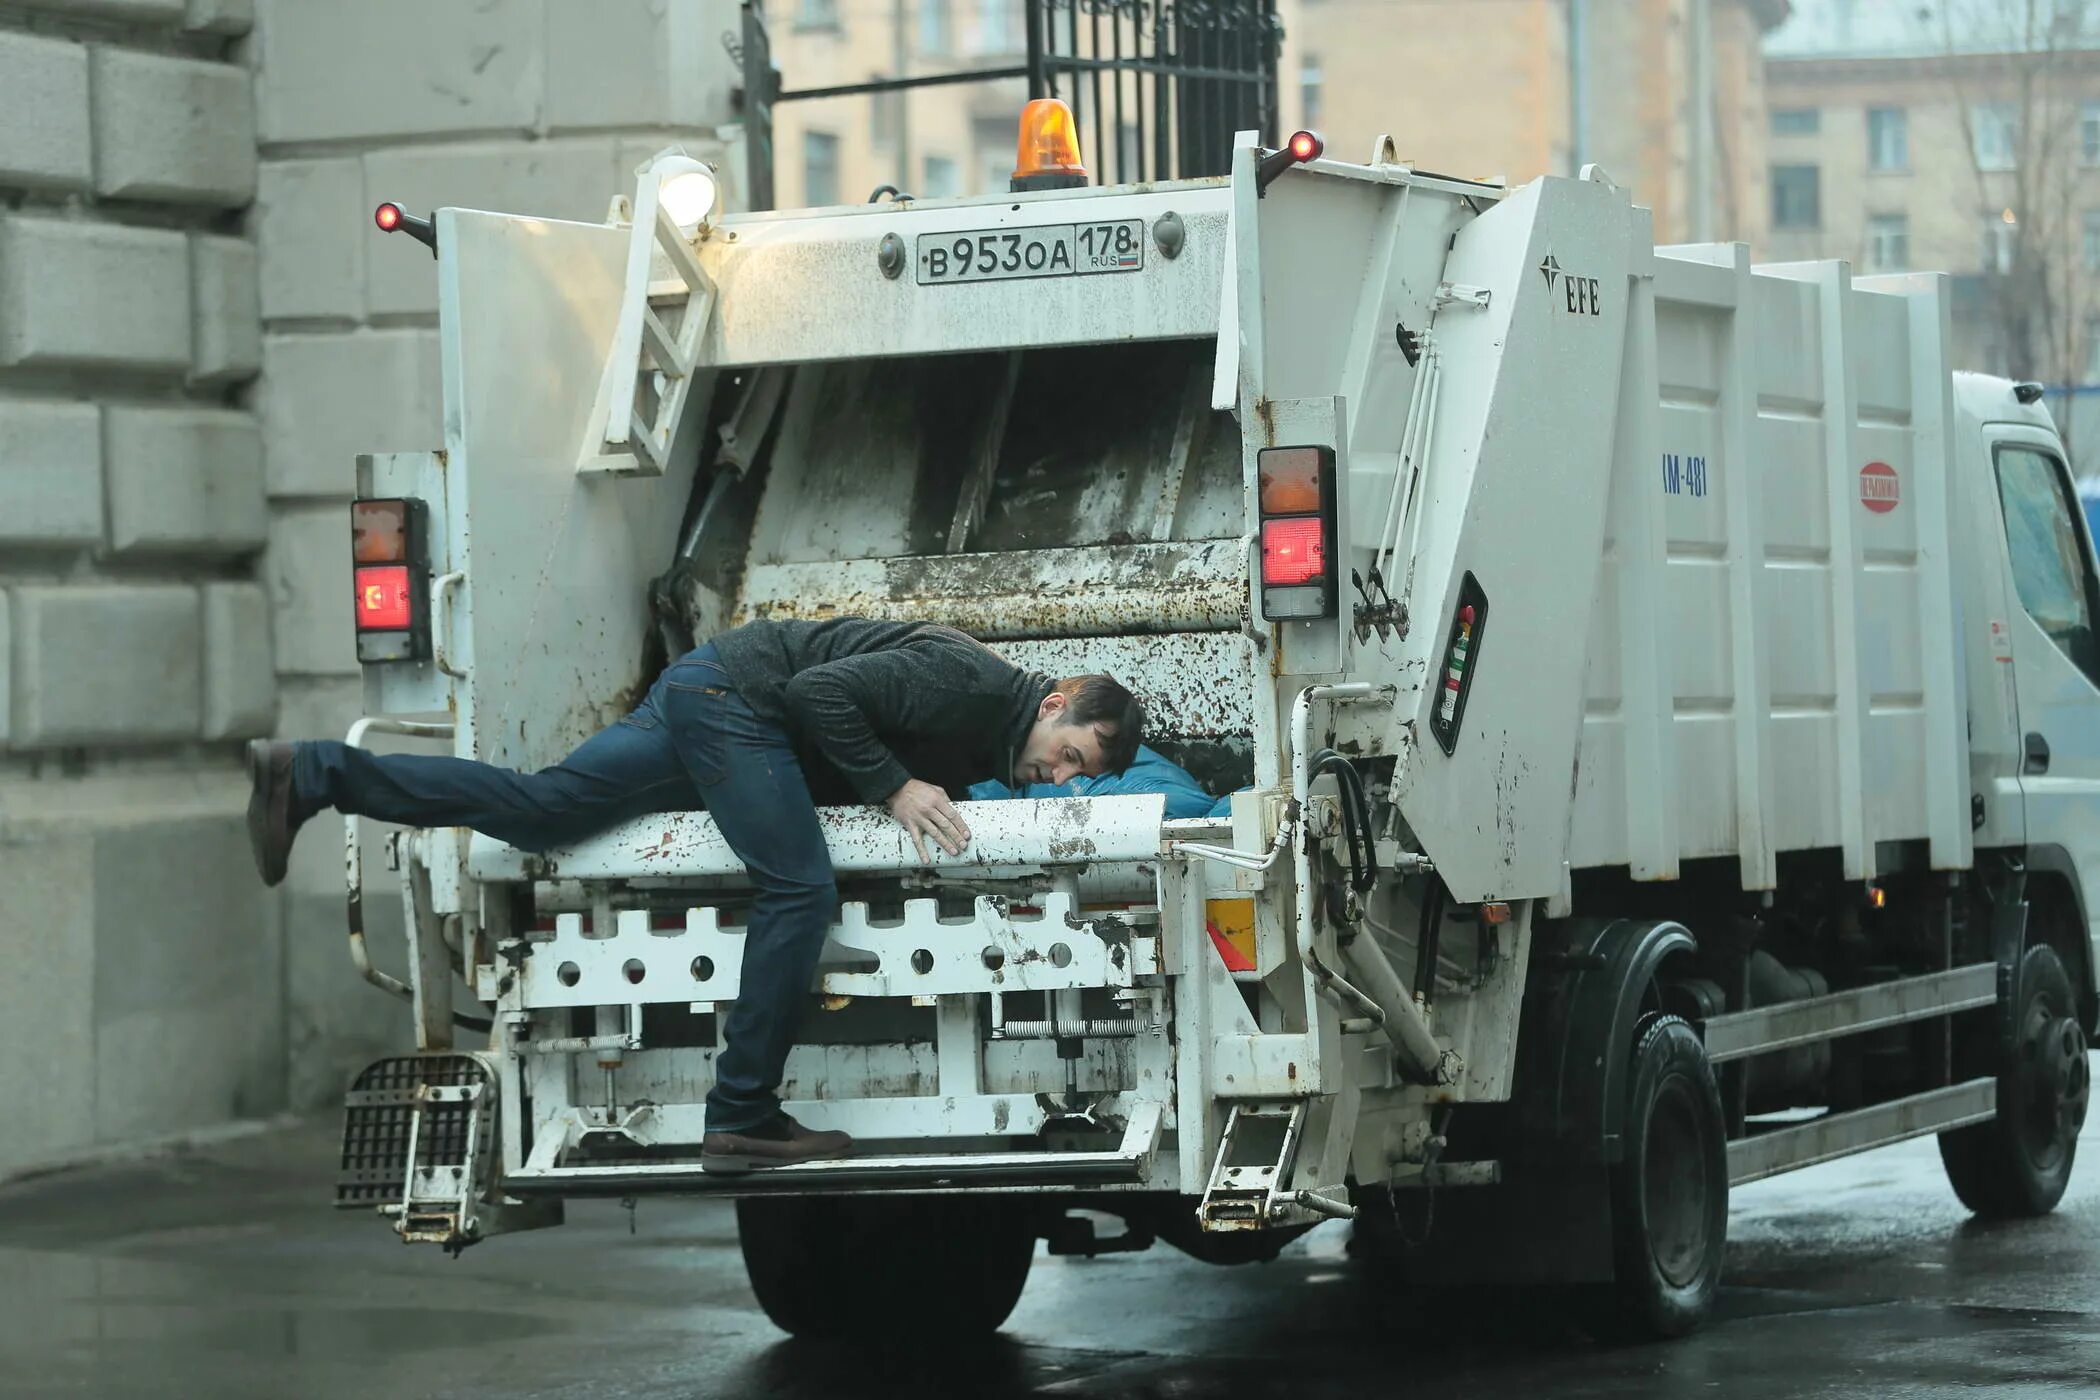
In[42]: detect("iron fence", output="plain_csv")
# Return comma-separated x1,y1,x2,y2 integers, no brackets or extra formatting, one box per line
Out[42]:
735,0,1281,210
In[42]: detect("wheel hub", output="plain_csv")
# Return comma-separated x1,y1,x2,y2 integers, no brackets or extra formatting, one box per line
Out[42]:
2018,1006,2089,1165
1645,1083,1710,1289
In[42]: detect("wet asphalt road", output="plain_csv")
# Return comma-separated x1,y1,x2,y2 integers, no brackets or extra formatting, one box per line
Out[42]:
1,1076,2096,1400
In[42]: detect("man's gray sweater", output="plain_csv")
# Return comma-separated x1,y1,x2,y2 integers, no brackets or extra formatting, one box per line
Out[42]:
708,617,1054,804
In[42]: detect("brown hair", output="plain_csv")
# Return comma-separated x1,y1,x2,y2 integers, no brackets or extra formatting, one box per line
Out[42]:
1052,675,1144,774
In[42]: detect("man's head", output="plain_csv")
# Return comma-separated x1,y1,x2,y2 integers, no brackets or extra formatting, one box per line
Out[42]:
1015,675,1145,787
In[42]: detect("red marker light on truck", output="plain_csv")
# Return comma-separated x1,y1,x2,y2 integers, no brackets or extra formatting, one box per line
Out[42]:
1257,130,1327,193
353,564,414,631
1261,517,1327,586
371,200,438,256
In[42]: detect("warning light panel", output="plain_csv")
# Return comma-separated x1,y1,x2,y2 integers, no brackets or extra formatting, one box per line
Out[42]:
350,495,431,664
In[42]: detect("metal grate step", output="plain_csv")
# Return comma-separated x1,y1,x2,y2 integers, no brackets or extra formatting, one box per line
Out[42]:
335,1054,491,1209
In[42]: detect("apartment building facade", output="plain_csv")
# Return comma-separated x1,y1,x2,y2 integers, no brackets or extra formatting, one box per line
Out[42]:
1761,0,2099,466
763,0,1786,247
1288,0,1788,242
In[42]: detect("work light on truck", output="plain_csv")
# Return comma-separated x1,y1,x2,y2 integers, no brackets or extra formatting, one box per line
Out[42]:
1257,445,1338,620
645,152,719,234
350,496,431,663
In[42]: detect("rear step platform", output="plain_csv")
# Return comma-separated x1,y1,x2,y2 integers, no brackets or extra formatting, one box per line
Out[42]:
507,1102,1164,1196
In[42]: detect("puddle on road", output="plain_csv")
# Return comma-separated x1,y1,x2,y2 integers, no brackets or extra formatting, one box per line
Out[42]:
0,1246,557,1363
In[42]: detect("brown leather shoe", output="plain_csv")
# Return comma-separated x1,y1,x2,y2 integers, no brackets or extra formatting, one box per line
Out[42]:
701,1113,854,1173
245,739,308,887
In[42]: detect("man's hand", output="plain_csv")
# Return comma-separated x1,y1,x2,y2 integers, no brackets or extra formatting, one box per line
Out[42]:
886,778,972,863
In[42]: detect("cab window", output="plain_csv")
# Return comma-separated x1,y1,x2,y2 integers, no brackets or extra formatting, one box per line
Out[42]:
1994,444,2100,687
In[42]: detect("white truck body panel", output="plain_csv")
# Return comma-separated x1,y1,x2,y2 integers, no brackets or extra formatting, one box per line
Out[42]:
1562,254,1970,887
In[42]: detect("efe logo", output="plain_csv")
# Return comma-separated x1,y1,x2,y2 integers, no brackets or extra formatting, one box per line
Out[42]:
1539,255,1601,316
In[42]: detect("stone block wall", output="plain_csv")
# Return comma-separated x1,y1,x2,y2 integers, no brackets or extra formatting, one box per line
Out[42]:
251,0,739,1109
0,0,271,1179
2,0,741,1174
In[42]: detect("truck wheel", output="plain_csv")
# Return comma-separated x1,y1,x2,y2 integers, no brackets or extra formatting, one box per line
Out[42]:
735,1194,1037,1338
1939,943,2090,1219
1597,1013,1728,1340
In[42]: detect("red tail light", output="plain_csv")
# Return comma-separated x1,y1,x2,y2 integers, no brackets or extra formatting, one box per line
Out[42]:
350,496,431,662
1261,517,1326,586
354,565,414,631
1256,445,1337,622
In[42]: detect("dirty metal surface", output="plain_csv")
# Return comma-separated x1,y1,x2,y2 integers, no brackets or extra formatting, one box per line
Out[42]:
728,538,1251,640
439,210,702,772
999,632,1256,737
466,793,1169,882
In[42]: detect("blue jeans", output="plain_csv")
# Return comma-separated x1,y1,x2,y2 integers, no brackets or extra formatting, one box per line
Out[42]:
294,645,837,1133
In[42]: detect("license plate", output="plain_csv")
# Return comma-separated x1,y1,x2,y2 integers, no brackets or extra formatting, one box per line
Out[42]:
916,220,1146,286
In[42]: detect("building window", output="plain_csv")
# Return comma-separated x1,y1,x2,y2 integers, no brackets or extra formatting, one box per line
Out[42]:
1867,108,1908,172
919,0,951,55
1866,214,1909,272
796,0,840,29
1982,210,2018,274
1300,56,1324,131
1972,103,2018,171
1770,107,1819,136
2084,102,2100,165
803,130,840,207
974,117,1013,195
871,81,900,146
922,154,960,199
1771,164,1820,229
975,0,1019,53
2085,209,2100,273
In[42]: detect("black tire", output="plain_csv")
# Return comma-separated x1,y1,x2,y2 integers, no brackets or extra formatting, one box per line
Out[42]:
735,1194,1037,1338
1597,1013,1729,1341
1939,943,2090,1219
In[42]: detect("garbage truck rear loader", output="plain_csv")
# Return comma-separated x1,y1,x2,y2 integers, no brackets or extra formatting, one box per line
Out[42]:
333,125,2097,1340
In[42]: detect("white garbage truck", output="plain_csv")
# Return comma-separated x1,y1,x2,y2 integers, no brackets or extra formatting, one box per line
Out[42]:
333,110,2097,1340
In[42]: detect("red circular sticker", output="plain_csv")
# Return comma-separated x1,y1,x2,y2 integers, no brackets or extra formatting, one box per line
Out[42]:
1860,461,1899,513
